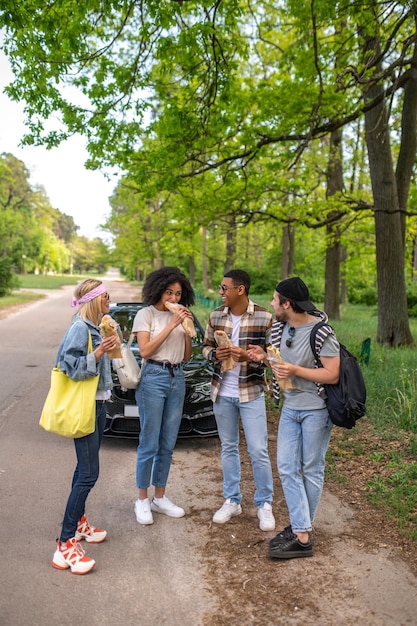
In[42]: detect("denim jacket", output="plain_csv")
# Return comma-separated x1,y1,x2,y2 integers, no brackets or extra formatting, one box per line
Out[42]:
55,315,113,391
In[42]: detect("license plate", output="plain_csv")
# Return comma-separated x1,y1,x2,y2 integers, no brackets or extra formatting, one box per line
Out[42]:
124,405,139,417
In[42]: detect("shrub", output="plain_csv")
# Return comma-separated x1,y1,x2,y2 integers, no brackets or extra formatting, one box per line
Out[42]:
0,258,20,297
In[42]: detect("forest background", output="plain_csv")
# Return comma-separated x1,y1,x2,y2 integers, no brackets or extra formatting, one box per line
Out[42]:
2,1,417,347
0,0,416,549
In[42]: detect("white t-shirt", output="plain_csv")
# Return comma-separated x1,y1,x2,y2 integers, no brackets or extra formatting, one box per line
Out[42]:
132,305,186,364
218,313,241,398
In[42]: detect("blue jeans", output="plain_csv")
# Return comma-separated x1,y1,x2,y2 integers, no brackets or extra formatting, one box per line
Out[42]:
213,394,273,508
135,362,185,490
277,406,333,533
60,401,106,542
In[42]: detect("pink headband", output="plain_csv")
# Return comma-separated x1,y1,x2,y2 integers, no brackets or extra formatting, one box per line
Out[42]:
71,284,108,308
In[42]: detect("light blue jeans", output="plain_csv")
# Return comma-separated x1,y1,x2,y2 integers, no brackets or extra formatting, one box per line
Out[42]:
135,362,185,490
213,394,273,508
277,406,333,533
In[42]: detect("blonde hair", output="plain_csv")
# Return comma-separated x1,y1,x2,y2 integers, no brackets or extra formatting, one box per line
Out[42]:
74,279,104,326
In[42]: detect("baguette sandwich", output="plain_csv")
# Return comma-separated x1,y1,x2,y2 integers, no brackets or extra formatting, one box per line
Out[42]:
99,314,122,358
266,345,295,390
164,301,196,337
214,330,235,371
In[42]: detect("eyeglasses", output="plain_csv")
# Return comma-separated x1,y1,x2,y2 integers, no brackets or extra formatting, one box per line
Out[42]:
285,326,296,348
219,284,239,292
102,293,110,301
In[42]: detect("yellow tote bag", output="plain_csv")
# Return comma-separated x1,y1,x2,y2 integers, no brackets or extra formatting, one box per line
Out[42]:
39,331,100,438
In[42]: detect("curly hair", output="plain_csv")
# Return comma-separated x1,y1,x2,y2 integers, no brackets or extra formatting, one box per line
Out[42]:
142,266,195,306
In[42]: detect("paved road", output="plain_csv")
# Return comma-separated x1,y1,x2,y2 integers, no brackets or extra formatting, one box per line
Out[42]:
0,274,217,626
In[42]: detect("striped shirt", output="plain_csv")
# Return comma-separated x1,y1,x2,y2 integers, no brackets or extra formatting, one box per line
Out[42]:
202,300,273,403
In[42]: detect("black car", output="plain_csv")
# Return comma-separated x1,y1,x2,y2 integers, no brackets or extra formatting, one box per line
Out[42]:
104,302,217,439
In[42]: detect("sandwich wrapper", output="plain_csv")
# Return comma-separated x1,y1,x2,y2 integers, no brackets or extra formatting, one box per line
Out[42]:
99,314,122,358
214,330,235,371
164,302,196,337
266,346,295,390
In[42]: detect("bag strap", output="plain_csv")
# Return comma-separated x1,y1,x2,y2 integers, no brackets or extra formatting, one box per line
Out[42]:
124,307,155,352
72,320,93,355
309,321,336,400
87,330,93,354
310,321,325,364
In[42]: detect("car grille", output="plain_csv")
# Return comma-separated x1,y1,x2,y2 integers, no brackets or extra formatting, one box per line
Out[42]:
105,416,139,435
178,414,218,436
105,411,217,439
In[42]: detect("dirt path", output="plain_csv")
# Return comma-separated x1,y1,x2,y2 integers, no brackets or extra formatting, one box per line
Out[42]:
189,421,417,625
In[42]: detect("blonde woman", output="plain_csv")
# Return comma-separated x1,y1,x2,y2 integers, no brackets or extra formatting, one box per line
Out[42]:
51,279,119,574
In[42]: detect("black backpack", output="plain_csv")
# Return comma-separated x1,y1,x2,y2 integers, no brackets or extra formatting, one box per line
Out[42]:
310,322,367,429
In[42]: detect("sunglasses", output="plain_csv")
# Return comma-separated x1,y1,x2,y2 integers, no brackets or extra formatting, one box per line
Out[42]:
102,293,110,301
219,284,240,292
285,326,296,348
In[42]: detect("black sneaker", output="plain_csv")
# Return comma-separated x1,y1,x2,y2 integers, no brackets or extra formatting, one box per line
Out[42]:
269,536,313,559
269,525,293,548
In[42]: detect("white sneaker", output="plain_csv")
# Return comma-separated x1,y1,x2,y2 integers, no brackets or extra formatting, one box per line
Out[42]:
212,499,242,524
52,538,96,575
75,514,107,543
257,502,276,531
134,498,154,525
151,495,185,518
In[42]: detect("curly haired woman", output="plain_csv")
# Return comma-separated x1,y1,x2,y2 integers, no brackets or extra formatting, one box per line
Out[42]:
132,267,195,525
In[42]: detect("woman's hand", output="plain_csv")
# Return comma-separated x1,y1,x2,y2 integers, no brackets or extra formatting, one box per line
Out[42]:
169,306,193,329
95,334,119,360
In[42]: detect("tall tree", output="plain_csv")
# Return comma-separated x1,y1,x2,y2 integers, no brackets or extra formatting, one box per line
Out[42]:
2,1,417,344
359,5,415,345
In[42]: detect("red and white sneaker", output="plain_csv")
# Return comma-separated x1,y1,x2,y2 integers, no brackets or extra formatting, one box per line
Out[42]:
52,538,96,575
75,514,107,543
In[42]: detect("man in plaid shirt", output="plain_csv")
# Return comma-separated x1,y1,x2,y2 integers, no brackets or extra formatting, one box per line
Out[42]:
202,269,275,531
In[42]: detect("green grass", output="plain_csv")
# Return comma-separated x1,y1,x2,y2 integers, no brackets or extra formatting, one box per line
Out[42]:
17,274,90,289
0,274,92,311
0,292,47,309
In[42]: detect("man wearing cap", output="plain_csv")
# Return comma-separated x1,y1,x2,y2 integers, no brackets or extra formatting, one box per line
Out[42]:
248,277,340,559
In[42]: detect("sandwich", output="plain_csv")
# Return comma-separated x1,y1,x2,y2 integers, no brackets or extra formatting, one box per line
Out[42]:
164,301,196,337
266,345,295,390
99,314,122,358
214,330,235,371
266,345,283,364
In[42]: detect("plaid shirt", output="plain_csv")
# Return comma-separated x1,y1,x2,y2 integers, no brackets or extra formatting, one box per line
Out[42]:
202,300,272,403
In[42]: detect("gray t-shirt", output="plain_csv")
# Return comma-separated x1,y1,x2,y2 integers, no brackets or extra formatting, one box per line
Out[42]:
280,320,340,410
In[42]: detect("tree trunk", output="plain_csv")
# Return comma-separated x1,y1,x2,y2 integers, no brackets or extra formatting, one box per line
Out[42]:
281,224,295,278
340,246,347,304
224,217,237,273
362,33,414,346
188,255,195,285
324,128,343,320
201,226,208,289
395,36,417,244
281,225,289,279
288,225,295,275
